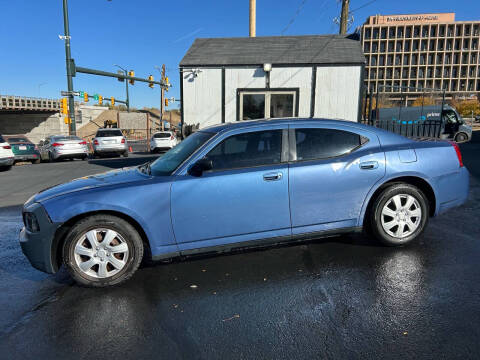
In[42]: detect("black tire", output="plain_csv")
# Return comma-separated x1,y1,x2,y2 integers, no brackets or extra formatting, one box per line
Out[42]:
370,183,429,246
62,214,144,287
31,159,41,164
82,155,88,161
123,151,129,158
455,132,468,143
0,165,12,171
48,151,55,163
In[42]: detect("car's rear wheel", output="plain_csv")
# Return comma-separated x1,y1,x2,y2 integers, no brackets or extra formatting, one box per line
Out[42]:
48,151,55,162
123,151,129,157
370,183,429,246
31,159,40,164
63,214,144,287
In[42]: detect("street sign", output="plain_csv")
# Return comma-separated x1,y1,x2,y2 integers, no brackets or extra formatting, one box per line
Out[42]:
79,91,84,97
61,91,80,97
93,94,99,101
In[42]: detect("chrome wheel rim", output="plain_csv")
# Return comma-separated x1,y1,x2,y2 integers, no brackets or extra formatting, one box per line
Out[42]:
381,194,422,239
74,228,129,278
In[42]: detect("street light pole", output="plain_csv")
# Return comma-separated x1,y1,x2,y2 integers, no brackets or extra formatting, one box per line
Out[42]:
62,0,76,135
114,64,130,112
37,82,47,97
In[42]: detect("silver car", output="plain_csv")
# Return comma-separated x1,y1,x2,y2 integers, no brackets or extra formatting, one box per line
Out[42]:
92,129,128,158
39,135,89,162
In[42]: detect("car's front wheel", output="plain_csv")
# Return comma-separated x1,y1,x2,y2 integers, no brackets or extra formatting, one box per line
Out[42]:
63,214,144,287
370,183,429,246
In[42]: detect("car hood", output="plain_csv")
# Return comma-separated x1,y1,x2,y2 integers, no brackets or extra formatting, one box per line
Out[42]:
33,166,151,203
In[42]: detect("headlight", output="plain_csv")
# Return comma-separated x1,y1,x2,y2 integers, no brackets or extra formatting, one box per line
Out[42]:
23,212,40,232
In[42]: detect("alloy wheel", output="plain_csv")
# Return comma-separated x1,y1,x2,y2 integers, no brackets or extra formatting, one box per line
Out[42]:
380,194,422,239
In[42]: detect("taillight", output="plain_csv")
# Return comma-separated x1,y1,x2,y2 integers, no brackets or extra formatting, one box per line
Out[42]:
93,139,99,145
2,145,11,149
170,135,174,140
448,141,463,167
51,143,63,147
121,138,125,144
79,141,87,145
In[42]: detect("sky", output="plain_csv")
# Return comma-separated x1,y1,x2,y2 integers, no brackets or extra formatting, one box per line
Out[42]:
1,0,479,110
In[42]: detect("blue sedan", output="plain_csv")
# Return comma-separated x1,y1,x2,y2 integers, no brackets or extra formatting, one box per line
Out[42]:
20,119,469,287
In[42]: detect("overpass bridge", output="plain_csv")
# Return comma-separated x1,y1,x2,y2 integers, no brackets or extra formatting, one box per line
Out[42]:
0,95,61,112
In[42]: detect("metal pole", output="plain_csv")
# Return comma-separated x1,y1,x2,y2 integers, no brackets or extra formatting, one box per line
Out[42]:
249,0,256,37
161,64,165,131
62,0,76,135
125,70,130,112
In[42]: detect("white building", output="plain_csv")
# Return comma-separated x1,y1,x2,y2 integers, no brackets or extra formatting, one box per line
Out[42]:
179,34,366,130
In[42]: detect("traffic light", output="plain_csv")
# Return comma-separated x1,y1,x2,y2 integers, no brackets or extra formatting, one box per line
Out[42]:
84,92,89,102
128,70,135,85
98,95,103,105
148,75,154,88
165,77,169,92
111,97,115,106
60,98,68,114
164,98,169,107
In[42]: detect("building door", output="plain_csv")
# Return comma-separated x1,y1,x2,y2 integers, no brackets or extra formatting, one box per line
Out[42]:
239,89,298,121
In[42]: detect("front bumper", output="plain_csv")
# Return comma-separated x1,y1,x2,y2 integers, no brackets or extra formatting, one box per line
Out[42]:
0,157,14,166
19,202,60,274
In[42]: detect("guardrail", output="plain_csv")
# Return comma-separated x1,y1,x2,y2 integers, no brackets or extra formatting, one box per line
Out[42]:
0,95,60,111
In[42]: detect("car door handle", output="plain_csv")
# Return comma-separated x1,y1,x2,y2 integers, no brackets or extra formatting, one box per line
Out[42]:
359,161,379,170
263,172,283,181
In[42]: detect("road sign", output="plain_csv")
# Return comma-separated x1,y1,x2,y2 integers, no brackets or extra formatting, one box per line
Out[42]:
93,94,99,101
79,91,84,97
61,91,80,97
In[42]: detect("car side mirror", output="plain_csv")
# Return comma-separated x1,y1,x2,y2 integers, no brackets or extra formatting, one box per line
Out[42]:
188,158,213,177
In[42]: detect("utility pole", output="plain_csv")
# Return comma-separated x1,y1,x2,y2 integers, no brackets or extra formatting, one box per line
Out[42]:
62,0,76,134
161,64,166,131
339,0,350,35
249,0,256,37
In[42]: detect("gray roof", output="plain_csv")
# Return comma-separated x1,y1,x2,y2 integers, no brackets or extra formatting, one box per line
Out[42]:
180,34,365,67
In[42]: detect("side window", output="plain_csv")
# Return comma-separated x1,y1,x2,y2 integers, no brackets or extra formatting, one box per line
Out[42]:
206,130,283,171
295,128,362,161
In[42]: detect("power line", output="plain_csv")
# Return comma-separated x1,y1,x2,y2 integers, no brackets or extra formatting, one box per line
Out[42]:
281,0,308,35
350,0,377,13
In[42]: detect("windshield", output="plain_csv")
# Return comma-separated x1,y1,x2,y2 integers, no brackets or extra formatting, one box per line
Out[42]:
53,136,81,141
150,131,214,176
153,133,172,138
6,137,29,143
96,130,123,137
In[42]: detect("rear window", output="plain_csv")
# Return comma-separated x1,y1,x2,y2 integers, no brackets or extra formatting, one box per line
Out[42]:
6,137,29,143
53,136,81,141
295,128,361,161
153,133,172,138
96,130,123,137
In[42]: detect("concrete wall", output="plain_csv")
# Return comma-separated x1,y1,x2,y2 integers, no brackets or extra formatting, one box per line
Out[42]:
118,112,148,129
182,64,362,128
314,66,362,122
0,113,68,144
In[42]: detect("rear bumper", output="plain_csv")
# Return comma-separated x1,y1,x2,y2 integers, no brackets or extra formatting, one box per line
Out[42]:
13,153,40,161
53,148,89,159
0,157,14,166
93,145,127,153
19,202,59,274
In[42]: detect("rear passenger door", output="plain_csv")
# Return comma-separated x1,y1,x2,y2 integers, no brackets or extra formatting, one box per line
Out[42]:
288,124,385,235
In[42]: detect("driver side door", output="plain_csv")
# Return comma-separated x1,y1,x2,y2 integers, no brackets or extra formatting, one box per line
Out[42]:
170,126,291,252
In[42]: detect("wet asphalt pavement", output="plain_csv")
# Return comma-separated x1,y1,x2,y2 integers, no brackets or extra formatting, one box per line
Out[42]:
0,139,480,359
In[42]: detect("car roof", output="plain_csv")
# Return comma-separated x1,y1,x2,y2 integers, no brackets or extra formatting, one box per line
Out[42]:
200,118,377,134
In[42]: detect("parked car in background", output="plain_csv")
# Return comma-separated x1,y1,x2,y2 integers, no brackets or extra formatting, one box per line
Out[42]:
0,134,15,170
20,118,469,287
475,114,480,123
4,135,40,164
150,131,178,153
92,128,128,158
39,135,89,162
